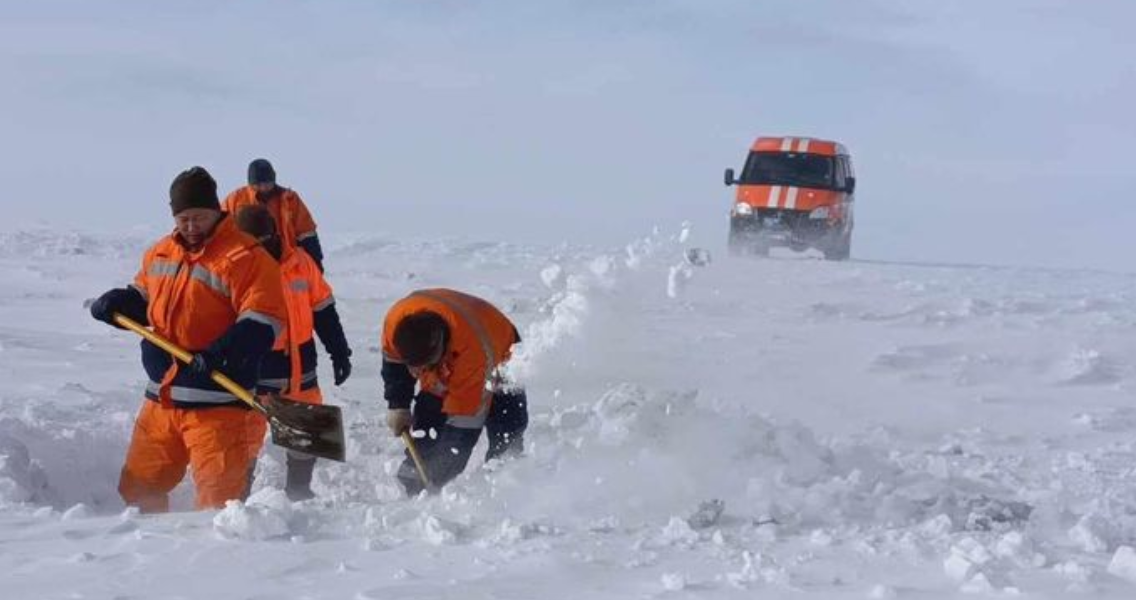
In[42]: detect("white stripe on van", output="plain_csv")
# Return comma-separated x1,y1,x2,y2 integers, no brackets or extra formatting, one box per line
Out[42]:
780,138,793,151
785,187,799,210
767,186,782,208
798,138,810,153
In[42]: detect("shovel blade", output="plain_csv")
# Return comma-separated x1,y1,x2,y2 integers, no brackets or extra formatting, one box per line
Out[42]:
265,396,347,462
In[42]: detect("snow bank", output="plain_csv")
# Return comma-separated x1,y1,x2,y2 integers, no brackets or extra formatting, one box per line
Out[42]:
0,407,128,510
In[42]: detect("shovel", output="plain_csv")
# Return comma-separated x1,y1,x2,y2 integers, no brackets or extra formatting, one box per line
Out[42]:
401,431,434,491
113,314,347,462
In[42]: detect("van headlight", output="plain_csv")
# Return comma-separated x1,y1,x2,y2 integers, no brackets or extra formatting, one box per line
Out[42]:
733,203,754,216
808,206,830,220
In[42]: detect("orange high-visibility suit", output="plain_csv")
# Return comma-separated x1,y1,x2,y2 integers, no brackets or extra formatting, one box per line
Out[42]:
246,246,350,459
382,289,518,425
380,289,528,495
223,186,320,267
116,216,286,512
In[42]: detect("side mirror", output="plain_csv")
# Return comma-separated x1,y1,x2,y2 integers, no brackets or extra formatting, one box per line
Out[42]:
845,176,856,194
724,168,736,186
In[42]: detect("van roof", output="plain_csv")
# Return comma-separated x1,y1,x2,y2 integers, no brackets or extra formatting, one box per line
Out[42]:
751,137,848,157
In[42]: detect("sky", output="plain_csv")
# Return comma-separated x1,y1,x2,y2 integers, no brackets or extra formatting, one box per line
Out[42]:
1,0,1134,270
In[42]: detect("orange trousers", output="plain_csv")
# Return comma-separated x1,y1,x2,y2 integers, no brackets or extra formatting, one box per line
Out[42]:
118,400,257,513
245,387,323,460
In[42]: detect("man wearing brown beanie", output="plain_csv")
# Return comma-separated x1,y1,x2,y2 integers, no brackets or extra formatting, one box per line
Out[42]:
89,166,289,512
234,204,352,501
223,159,325,271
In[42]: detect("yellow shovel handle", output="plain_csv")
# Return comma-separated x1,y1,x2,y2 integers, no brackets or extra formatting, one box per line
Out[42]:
112,314,264,414
401,431,433,490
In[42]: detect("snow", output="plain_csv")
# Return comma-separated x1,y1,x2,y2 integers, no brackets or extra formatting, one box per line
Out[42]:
1107,546,1136,584
3,224,1136,598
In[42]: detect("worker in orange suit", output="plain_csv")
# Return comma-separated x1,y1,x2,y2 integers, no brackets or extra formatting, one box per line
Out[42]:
89,166,288,513
234,205,352,501
223,158,324,271
381,289,528,495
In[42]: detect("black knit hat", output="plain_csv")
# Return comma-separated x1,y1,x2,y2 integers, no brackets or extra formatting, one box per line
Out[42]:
169,167,220,215
248,159,276,186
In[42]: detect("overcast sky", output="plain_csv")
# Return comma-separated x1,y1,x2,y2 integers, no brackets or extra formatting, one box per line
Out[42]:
2,0,1133,270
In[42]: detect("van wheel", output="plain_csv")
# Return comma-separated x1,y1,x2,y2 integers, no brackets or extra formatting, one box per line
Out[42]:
825,234,852,261
727,229,745,256
728,224,753,256
728,228,767,257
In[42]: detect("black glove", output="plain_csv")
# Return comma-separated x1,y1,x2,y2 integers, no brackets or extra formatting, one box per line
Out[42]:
90,287,148,329
382,358,415,410
188,350,224,376
332,353,352,386
298,235,325,272
189,319,276,389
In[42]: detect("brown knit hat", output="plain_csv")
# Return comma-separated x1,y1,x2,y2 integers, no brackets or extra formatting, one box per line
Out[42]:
234,204,277,239
169,167,220,215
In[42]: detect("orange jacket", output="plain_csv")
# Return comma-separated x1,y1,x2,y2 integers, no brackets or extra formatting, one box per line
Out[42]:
382,289,518,422
223,186,317,251
132,215,287,405
266,246,334,395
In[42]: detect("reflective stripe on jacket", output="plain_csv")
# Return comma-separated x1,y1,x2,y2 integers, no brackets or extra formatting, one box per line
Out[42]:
257,247,332,396
132,215,287,407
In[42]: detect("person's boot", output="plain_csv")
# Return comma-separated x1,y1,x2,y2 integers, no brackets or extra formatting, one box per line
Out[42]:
284,454,316,501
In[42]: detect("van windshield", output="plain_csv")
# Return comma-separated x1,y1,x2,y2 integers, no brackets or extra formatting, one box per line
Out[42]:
740,152,835,189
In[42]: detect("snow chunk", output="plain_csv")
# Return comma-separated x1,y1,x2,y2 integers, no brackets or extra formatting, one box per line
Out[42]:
867,584,897,598
1069,514,1110,553
726,551,787,588
61,503,91,521
944,538,992,582
960,572,995,594
416,513,462,545
994,531,1045,568
1055,348,1118,385
1107,546,1136,583
919,514,954,538
1053,560,1092,584
660,572,687,591
726,551,763,588
666,262,693,299
488,519,558,546
944,552,976,583
659,516,700,546
539,264,564,289
213,489,294,541
810,529,834,547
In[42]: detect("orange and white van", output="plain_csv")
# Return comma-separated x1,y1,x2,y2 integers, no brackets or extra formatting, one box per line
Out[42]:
724,136,856,260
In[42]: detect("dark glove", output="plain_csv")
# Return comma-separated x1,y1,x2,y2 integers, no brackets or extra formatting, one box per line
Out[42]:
332,353,352,386
298,235,325,272
188,350,224,376
382,358,416,410
189,319,276,389
89,287,148,329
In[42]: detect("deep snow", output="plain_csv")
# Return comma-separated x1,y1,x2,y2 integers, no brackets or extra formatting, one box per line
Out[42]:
3,225,1136,598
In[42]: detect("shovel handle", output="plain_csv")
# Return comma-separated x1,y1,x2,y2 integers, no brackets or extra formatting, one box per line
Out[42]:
401,431,434,490
112,314,265,415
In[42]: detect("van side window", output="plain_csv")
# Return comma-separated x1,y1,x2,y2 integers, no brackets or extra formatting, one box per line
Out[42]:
833,157,847,189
